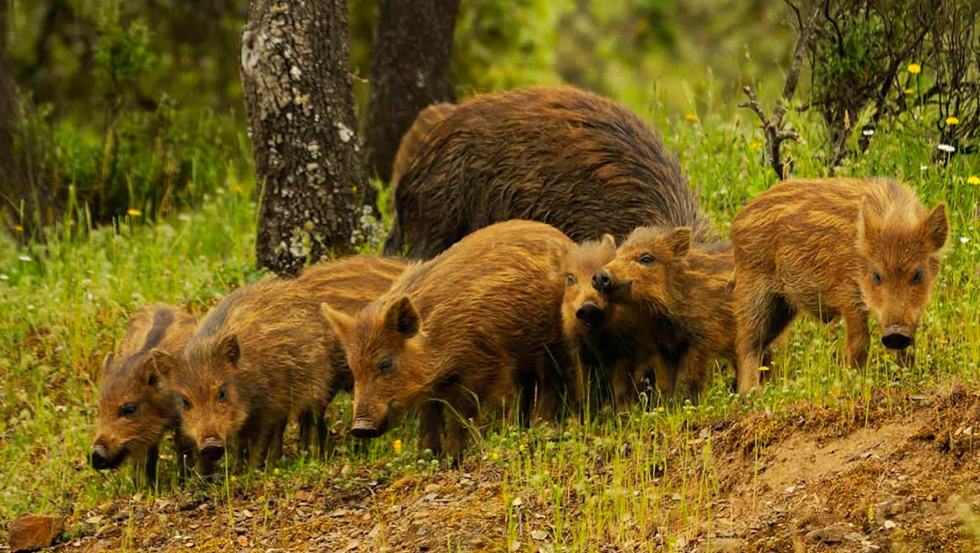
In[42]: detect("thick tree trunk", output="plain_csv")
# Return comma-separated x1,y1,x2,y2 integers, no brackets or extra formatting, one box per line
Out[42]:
0,0,27,233
365,0,459,184
242,0,366,276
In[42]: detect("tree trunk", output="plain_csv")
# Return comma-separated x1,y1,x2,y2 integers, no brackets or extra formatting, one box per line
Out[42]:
365,0,459,184
242,0,366,276
0,0,27,234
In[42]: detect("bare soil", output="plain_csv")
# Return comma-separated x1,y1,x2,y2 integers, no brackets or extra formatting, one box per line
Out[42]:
38,387,980,552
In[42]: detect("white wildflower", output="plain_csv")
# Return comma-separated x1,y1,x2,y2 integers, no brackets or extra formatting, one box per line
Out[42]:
937,144,956,153
961,236,970,244
862,129,874,136
18,255,31,262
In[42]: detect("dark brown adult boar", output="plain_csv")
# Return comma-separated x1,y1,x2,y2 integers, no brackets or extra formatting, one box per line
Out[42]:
91,303,196,481
322,220,577,462
389,103,457,189
731,178,949,394
158,256,407,473
593,226,737,403
383,86,715,258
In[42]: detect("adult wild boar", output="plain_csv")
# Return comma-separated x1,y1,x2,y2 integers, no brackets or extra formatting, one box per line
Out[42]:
383,86,714,258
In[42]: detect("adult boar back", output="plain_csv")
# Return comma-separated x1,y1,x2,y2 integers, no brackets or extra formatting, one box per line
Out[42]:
383,86,714,258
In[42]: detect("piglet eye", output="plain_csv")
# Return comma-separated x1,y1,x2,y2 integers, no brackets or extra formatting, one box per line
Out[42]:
638,254,655,265
117,402,139,418
217,385,229,403
565,273,576,286
910,269,924,285
377,358,394,374
872,271,883,285
179,395,191,411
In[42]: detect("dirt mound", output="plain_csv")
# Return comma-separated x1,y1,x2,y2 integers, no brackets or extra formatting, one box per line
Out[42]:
48,388,980,552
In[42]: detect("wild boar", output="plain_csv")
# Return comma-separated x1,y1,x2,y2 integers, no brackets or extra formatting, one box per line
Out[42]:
91,303,196,481
560,234,648,411
383,86,715,258
731,178,948,394
158,255,407,473
322,220,578,462
593,226,737,403
390,103,457,189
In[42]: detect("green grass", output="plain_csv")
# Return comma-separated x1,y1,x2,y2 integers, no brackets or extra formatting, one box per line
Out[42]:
1,88,978,550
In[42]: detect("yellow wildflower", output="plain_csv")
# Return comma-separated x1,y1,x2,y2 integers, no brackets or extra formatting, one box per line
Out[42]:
491,452,500,460
938,338,949,345
13,224,24,232
518,444,526,453
758,365,770,372
907,63,921,74
770,359,777,366
393,439,403,454
903,88,913,96
967,175,980,185
946,116,960,125
273,468,281,476
126,208,141,217
749,141,761,150
232,184,244,195
230,476,238,483
684,113,699,123
657,406,665,413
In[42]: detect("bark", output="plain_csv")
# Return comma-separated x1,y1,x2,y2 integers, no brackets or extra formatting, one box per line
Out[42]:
364,0,459,184
242,0,365,276
0,0,28,234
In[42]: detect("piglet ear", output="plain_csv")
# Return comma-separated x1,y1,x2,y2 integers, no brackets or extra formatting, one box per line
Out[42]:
667,227,692,258
384,296,420,339
320,302,354,340
600,233,616,252
218,334,240,366
922,203,949,253
142,348,177,388
856,197,881,254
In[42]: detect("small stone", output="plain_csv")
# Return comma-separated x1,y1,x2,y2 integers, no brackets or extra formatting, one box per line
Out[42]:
512,497,523,508
883,520,897,530
806,524,849,544
9,514,64,552
510,540,522,552
424,484,441,494
531,530,548,541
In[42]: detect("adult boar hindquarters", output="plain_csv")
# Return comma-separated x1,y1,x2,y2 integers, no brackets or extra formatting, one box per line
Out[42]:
383,86,715,259
325,220,579,463
731,178,949,395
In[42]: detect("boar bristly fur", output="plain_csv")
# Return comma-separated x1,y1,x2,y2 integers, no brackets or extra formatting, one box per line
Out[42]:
594,227,737,404
732,178,949,394
92,303,196,481
324,220,577,462
161,255,407,473
383,86,715,258
390,103,457,189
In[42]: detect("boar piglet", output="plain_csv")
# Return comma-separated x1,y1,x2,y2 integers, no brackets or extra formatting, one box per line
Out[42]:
324,220,578,463
158,255,407,474
593,226,737,403
560,234,652,411
731,178,948,394
91,303,196,482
